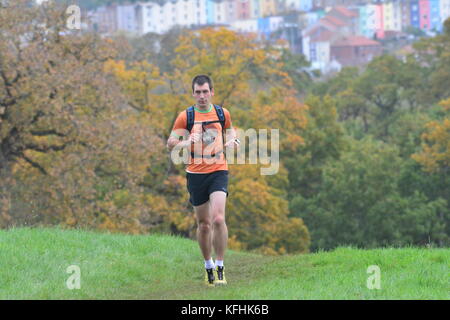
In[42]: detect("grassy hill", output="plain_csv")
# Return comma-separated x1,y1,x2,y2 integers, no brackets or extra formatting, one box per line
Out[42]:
0,227,448,299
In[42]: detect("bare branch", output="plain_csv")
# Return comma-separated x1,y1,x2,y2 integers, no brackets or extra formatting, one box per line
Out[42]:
29,130,67,137
25,143,68,153
21,153,47,175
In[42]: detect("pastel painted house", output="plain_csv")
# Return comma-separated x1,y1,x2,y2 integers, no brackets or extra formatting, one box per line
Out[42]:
236,0,252,20
330,35,383,68
410,0,420,29
429,0,441,31
358,4,378,38
374,3,385,39
419,0,431,30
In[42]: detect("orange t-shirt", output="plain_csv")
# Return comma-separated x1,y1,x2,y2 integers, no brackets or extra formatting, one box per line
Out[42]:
170,105,232,174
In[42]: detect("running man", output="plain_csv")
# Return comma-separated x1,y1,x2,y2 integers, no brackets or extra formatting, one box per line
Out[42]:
166,75,239,287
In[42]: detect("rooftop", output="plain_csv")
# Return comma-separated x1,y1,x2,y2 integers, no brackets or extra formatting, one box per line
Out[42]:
322,15,347,27
332,36,381,47
310,29,334,43
332,6,359,18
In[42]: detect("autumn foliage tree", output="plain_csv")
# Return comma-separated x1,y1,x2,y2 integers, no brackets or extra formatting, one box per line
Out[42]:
0,1,164,232
227,164,310,254
412,98,450,174
106,27,311,253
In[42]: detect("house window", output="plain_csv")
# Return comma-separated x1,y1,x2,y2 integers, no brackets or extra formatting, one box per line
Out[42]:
310,46,316,60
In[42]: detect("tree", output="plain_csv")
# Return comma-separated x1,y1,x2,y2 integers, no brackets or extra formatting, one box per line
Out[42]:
291,137,448,250
0,0,119,173
278,48,313,95
354,55,405,138
412,17,450,104
285,95,346,199
0,1,164,232
412,98,450,174
312,54,429,140
227,164,310,255
104,60,164,113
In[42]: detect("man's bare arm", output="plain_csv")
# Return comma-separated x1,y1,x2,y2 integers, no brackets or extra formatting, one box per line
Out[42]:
224,127,239,148
166,132,201,151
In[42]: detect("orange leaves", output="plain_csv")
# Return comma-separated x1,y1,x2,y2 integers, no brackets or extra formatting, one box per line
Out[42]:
249,89,308,156
163,175,186,195
440,98,450,111
145,189,194,236
283,134,306,152
170,27,293,107
104,59,164,112
225,164,310,254
412,99,450,173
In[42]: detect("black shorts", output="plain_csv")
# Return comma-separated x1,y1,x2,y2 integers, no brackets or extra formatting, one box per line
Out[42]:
186,170,229,206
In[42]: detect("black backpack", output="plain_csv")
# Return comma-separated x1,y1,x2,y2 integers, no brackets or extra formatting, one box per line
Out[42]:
186,104,226,159
186,104,225,133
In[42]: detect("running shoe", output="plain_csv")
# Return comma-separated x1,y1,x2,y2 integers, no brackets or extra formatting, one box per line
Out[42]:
215,266,227,286
204,268,215,287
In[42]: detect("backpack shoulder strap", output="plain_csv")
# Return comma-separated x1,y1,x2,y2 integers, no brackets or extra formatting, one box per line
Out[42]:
213,104,225,130
186,106,195,132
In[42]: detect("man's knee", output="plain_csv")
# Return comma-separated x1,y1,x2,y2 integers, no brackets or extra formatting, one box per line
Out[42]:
198,220,212,233
212,215,226,228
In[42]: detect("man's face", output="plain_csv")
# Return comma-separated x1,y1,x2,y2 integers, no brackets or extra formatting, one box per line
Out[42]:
193,82,214,108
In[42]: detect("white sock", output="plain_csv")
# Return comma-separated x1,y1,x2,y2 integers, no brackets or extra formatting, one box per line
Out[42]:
205,259,215,269
215,260,224,268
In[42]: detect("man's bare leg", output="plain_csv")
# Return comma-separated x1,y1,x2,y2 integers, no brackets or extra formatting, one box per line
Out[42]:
209,191,228,261
194,200,212,261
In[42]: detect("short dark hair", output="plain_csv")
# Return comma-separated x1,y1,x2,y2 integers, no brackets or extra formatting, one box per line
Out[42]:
192,75,213,93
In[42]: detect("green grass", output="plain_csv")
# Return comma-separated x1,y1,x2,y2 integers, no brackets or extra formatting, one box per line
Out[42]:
0,227,448,299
